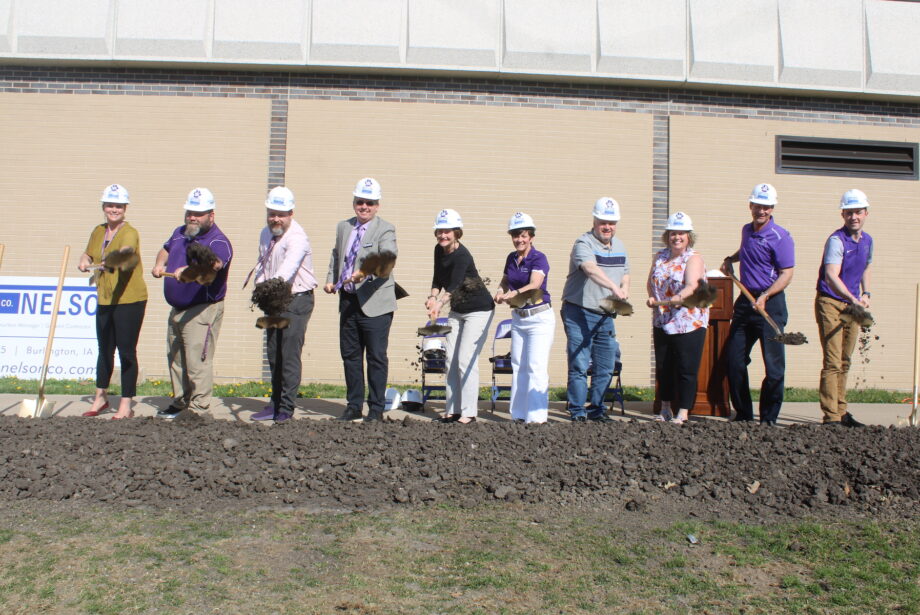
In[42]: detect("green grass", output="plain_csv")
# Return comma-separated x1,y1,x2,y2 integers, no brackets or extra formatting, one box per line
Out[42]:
0,375,909,404
24,507,898,615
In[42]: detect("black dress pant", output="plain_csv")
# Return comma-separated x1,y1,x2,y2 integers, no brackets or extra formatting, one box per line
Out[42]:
653,326,706,411
267,291,314,414
339,292,393,413
95,300,146,397
726,293,787,423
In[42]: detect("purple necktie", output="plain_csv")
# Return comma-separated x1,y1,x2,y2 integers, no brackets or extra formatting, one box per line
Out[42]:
337,223,365,292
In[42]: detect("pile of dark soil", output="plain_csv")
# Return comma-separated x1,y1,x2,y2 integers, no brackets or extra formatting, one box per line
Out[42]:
1,416,917,520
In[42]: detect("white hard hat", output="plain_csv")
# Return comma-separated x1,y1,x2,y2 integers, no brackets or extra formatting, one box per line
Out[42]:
749,183,778,207
184,187,216,212
508,212,536,232
422,338,446,353
384,388,402,411
265,186,295,211
100,184,130,205
592,197,621,221
433,208,463,229
353,177,382,201
401,389,423,411
839,189,869,210
665,211,693,231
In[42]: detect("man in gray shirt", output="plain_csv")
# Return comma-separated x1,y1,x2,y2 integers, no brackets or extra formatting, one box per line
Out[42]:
561,197,631,422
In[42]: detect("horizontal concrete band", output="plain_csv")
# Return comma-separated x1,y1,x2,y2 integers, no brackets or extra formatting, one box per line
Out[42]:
1,0,920,98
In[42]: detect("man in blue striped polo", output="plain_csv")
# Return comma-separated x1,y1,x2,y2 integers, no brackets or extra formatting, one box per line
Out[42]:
561,197,631,423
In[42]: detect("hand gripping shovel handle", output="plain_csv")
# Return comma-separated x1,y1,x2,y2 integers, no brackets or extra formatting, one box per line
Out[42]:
727,272,784,337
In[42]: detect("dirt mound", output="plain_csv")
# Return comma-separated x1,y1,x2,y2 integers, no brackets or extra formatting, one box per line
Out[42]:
1,416,917,519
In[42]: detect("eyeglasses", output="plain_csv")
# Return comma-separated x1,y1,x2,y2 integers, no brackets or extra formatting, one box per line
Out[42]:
354,199,379,206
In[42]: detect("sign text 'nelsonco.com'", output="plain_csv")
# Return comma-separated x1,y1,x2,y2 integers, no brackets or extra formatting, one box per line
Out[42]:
0,277,100,379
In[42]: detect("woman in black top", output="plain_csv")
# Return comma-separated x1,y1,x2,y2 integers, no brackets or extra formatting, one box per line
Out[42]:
426,208,495,423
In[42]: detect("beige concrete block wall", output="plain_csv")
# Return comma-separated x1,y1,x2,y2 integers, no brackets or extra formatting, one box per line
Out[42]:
0,93,271,384
670,115,919,391
286,100,654,388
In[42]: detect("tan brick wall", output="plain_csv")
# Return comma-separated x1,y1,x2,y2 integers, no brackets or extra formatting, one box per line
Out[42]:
671,115,920,391
0,93,271,384
286,100,654,388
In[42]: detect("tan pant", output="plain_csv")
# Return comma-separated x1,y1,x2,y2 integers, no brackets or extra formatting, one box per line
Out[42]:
167,301,224,413
815,294,859,422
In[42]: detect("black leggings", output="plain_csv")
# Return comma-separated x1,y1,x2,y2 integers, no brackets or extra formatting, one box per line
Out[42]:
95,301,146,397
653,326,706,411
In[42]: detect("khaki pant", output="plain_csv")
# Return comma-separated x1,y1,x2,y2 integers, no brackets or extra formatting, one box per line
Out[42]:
815,294,859,422
167,301,224,413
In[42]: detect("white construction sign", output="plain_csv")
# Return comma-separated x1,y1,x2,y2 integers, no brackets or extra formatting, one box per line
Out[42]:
0,276,99,380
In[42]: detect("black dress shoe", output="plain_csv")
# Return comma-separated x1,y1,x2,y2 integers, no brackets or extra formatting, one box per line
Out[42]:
156,405,183,419
760,420,777,426
841,413,865,428
589,414,614,424
438,414,461,423
338,406,363,422
364,409,384,422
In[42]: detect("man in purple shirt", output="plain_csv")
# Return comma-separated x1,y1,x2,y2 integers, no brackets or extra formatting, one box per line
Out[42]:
720,183,795,425
815,189,873,427
151,187,233,418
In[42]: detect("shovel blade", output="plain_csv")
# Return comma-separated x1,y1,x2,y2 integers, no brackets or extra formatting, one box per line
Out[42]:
18,398,55,418
417,324,452,336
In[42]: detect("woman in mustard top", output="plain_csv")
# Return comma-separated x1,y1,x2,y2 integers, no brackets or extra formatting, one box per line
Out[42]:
77,184,148,419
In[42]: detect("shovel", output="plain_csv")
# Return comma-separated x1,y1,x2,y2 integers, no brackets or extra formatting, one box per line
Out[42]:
101,246,140,272
19,245,70,418
727,272,807,345
840,303,875,328
161,264,218,285
417,320,452,336
506,288,544,309
599,295,634,316
359,250,397,278
649,279,718,309
256,316,291,330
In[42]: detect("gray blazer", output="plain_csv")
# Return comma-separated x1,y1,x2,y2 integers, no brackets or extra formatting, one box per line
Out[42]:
326,215,398,317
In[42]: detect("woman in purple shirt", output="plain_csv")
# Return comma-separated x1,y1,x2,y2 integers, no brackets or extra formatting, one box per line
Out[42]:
494,213,555,423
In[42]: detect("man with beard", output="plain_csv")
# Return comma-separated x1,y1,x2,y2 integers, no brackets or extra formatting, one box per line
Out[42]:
249,186,316,424
152,188,233,418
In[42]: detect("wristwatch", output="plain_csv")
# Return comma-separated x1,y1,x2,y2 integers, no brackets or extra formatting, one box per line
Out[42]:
862,291,871,298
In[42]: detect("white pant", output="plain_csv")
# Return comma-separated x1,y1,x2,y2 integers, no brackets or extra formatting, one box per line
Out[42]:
510,308,556,423
445,309,495,418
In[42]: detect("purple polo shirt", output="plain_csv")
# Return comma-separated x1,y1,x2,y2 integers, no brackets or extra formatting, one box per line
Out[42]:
162,224,233,309
739,218,795,293
503,247,550,305
816,227,873,301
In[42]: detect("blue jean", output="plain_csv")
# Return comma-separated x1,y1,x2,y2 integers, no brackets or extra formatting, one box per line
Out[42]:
562,302,619,419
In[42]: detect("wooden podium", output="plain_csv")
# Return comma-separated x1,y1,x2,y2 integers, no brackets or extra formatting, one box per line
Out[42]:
653,275,733,417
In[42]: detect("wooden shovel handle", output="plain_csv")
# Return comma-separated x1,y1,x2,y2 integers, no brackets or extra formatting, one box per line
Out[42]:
727,272,783,336
37,245,70,404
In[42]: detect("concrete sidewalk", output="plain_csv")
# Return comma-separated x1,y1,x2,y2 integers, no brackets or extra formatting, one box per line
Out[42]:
0,393,914,427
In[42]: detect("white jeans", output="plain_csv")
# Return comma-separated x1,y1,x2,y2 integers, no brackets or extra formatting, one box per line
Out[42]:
445,309,495,418
510,308,556,423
